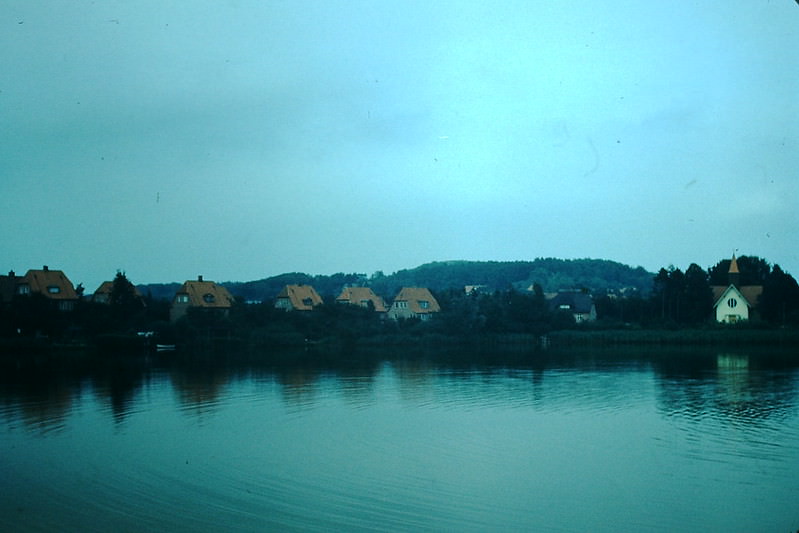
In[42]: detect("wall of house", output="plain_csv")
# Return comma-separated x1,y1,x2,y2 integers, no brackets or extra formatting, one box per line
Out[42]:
715,289,750,323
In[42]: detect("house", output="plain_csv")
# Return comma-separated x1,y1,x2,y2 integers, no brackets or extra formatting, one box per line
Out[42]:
711,255,762,323
336,287,387,312
92,281,144,305
464,284,489,295
170,276,235,321
15,266,80,311
275,285,323,311
547,291,597,323
387,287,441,321
0,271,18,307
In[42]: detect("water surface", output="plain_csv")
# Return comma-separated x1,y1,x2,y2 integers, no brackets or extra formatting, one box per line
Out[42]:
2,347,798,532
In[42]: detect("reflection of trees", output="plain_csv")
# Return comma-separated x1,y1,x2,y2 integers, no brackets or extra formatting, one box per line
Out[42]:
391,359,437,403
91,363,148,423
335,361,381,407
170,368,230,416
654,351,798,425
13,386,75,434
0,366,79,434
276,368,320,407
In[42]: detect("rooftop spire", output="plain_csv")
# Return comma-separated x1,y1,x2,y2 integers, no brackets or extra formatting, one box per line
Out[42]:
728,253,741,286
729,254,740,274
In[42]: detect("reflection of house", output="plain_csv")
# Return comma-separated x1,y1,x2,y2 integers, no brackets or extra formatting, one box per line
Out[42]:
275,285,323,311
15,266,79,311
712,255,762,323
387,287,440,321
547,291,596,323
336,287,387,312
170,276,234,321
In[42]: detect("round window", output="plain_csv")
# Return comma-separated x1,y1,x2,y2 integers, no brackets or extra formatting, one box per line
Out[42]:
727,298,737,308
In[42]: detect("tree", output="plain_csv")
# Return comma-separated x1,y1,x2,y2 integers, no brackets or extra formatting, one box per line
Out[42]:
682,263,713,325
109,271,144,325
760,265,799,325
708,255,771,286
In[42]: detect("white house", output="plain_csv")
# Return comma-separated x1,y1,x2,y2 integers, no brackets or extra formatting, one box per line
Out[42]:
711,255,762,323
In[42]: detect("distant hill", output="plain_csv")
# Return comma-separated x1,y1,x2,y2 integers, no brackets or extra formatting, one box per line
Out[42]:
138,258,653,303
367,259,653,298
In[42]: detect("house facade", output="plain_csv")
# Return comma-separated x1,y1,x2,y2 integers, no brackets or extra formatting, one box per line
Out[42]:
711,255,762,323
15,266,80,311
275,285,323,311
170,276,234,321
387,287,440,321
336,287,387,312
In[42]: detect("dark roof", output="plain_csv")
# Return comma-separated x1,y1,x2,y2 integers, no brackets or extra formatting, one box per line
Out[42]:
547,292,594,314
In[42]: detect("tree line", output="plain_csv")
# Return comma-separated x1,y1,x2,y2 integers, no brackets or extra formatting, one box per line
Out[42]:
2,256,798,352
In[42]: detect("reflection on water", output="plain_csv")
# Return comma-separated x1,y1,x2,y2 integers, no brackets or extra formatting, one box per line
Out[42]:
1,347,798,532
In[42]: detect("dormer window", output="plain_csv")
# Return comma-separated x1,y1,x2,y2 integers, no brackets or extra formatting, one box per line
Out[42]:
47,286,61,294
302,297,313,307
203,293,216,304
419,300,429,309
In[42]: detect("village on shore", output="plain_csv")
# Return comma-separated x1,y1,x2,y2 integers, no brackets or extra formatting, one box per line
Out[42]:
2,254,798,353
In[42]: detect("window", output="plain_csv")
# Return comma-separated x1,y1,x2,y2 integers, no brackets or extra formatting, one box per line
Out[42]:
203,293,216,304
419,300,429,309
302,297,313,307
17,284,30,295
727,298,737,308
47,285,61,294
177,294,189,303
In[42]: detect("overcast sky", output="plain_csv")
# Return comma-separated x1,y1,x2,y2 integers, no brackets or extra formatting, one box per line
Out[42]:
2,1,797,290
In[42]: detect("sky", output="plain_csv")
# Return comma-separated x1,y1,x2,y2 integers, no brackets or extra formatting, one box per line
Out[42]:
2,1,798,291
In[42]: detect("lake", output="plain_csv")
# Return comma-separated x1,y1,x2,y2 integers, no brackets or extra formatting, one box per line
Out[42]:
2,346,798,532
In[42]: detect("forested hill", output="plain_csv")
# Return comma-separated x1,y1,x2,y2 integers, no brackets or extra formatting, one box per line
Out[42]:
138,259,653,303
367,259,653,298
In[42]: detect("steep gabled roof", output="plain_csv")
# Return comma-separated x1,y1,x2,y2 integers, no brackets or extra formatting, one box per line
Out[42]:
175,279,234,309
392,287,440,314
711,284,762,309
712,284,755,309
336,287,387,312
18,267,78,300
276,284,323,311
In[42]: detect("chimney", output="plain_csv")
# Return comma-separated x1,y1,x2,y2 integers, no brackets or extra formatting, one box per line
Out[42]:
43,265,49,271
198,275,203,282
8,270,14,278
